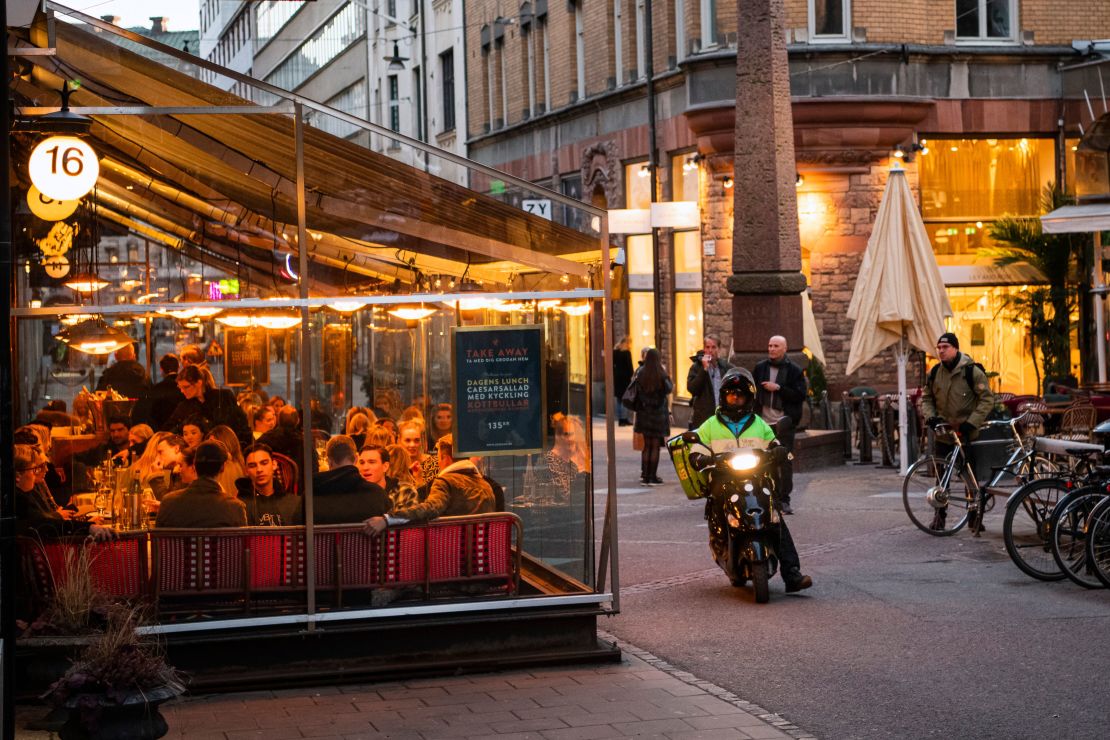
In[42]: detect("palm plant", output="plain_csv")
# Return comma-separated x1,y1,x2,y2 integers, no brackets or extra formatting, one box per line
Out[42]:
987,185,1086,387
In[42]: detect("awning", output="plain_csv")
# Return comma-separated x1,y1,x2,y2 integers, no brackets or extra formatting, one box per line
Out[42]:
10,10,602,293
1040,203,1110,234
938,262,1047,287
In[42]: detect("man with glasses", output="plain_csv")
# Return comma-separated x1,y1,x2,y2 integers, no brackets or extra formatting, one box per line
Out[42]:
921,332,996,530
687,335,732,430
753,335,808,514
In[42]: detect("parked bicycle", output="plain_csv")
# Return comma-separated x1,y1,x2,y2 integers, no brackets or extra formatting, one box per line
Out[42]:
902,414,1056,537
1001,438,1103,581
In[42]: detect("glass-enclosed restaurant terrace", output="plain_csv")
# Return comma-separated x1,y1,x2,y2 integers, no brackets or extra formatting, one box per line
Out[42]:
8,4,619,672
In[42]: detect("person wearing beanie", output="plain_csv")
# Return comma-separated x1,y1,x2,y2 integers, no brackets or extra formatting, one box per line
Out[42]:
920,332,996,530
752,335,808,514
156,440,248,528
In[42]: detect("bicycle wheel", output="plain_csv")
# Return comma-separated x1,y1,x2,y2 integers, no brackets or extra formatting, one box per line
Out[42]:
1002,478,1070,581
1050,487,1107,589
903,456,974,536
1084,496,1110,589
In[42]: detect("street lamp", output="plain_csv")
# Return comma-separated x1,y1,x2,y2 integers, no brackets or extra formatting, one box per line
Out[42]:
384,41,409,71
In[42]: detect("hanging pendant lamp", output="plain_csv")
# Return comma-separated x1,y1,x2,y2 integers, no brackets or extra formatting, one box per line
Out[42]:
57,317,134,355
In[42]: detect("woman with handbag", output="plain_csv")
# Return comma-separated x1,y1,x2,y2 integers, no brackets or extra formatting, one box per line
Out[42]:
629,348,672,485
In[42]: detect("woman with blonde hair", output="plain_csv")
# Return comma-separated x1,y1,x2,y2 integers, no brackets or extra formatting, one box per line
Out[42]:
385,443,416,487
396,418,437,487
542,413,590,501
368,425,396,448
205,425,246,496
346,412,372,449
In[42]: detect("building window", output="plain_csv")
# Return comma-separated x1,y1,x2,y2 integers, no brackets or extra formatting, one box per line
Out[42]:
311,81,367,140
700,0,717,49
440,49,455,132
574,2,586,101
919,137,1055,259
498,42,509,124
412,66,423,141
541,17,551,111
613,0,624,87
955,0,1015,41
255,0,305,50
263,3,364,93
625,161,655,356
388,74,400,133
671,153,702,393
809,0,850,41
675,0,686,62
525,23,537,115
484,47,495,129
635,0,646,80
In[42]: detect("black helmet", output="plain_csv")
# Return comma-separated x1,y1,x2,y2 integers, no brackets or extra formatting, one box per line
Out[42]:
718,368,755,422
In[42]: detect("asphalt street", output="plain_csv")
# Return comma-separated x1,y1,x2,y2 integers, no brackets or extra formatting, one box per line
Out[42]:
596,422,1110,740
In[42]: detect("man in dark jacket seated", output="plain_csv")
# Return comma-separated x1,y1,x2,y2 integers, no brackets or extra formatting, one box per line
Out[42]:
364,435,495,534
236,443,304,526
156,440,248,528
259,406,318,475
312,435,390,524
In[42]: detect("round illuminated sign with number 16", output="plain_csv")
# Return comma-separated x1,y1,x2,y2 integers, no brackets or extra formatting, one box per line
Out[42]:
28,136,100,201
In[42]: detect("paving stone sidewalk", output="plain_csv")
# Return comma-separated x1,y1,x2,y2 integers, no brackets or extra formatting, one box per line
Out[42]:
16,633,815,739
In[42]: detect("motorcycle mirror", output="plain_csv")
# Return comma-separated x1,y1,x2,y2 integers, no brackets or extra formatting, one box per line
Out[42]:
682,431,700,444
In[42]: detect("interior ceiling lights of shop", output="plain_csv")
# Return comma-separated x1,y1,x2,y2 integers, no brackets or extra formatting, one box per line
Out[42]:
386,304,437,321
215,311,302,330
59,312,98,326
326,299,366,313
156,307,223,320
557,302,591,316
56,317,135,355
63,272,109,292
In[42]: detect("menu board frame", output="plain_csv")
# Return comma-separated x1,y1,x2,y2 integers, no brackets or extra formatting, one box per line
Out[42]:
223,327,270,387
450,324,546,457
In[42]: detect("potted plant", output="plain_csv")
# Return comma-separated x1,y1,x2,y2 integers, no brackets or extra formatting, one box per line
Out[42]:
988,184,1086,391
42,605,184,740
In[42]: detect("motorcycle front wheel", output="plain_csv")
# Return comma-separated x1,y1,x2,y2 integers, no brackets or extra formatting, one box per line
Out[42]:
902,456,974,536
752,562,770,603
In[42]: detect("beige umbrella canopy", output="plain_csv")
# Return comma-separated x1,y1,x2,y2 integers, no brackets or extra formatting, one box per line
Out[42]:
846,166,952,374
845,165,951,472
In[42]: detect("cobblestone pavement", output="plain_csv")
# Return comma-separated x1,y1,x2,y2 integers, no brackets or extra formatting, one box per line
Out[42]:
16,632,816,739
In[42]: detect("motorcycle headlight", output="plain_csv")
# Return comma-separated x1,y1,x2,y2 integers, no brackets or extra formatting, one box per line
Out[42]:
728,452,759,472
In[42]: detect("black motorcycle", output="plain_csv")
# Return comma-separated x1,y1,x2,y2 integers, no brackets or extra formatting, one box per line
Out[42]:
673,431,788,603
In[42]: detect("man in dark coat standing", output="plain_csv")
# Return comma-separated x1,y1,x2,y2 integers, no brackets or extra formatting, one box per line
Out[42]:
752,335,808,514
686,335,732,429
96,343,150,400
133,354,185,430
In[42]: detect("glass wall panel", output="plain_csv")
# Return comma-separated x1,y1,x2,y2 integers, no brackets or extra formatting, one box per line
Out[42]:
673,293,703,398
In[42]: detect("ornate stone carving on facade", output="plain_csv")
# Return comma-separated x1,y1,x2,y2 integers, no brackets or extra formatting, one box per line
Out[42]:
795,149,882,166
580,141,622,208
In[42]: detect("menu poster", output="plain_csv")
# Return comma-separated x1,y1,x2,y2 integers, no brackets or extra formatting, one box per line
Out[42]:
452,325,545,457
224,328,270,386
323,325,352,385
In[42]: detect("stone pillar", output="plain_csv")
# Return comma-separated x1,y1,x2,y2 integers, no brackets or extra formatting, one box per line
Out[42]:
727,0,806,370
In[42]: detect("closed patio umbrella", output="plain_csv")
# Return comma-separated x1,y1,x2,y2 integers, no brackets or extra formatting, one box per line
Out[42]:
846,165,952,472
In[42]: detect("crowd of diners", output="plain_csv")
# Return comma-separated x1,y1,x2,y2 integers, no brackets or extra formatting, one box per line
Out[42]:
16,343,592,544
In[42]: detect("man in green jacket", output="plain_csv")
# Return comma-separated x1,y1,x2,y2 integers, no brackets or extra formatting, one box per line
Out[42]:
921,332,996,530
691,369,812,593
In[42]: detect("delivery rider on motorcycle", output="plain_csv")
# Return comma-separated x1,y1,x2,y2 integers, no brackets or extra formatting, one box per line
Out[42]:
690,368,813,593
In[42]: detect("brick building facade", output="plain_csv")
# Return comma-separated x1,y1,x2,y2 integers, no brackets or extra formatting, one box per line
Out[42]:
463,1,1110,406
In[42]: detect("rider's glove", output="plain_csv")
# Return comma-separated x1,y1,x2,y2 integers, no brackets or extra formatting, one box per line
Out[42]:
925,416,944,430
958,422,976,438
689,452,712,471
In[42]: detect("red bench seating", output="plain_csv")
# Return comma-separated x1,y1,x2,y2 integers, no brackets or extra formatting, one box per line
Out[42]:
18,514,522,619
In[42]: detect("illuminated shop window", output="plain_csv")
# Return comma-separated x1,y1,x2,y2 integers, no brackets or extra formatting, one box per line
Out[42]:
918,137,1056,259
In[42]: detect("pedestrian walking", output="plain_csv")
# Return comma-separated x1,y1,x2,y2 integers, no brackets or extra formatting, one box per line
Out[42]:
631,348,672,485
613,336,634,427
752,335,807,514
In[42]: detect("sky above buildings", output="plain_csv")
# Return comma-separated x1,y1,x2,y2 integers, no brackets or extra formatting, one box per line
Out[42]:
72,0,199,30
